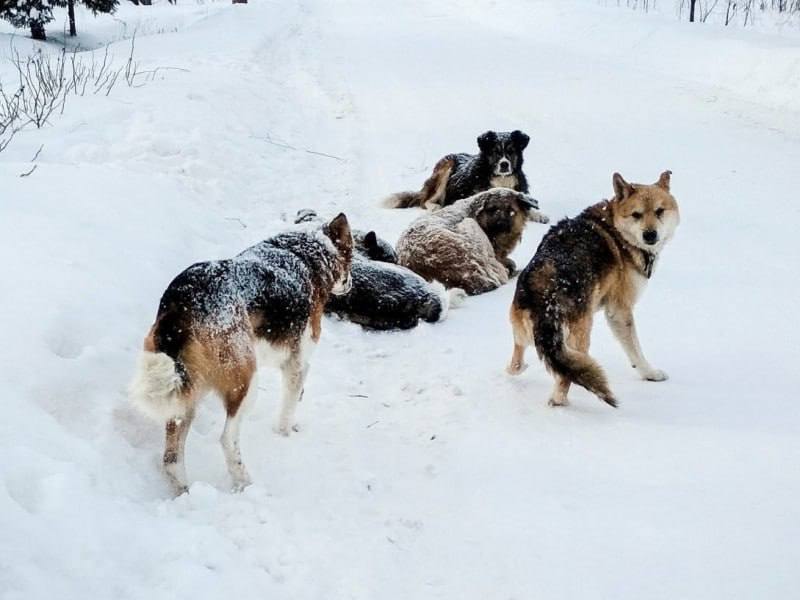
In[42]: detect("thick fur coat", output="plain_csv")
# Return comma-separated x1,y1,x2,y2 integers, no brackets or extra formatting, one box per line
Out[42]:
384,130,531,210
396,188,549,295
129,215,354,494
295,210,463,330
507,171,680,408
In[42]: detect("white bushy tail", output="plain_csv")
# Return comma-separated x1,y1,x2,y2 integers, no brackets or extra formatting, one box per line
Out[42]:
129,351,187,422
429,281,467,322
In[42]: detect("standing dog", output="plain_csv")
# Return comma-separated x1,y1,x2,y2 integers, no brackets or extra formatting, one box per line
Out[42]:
384,130,531,210
507,171,680,408
129,214,353,494
396,188,549,295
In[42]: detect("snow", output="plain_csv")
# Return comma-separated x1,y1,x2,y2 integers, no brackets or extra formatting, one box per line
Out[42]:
2,0,799,598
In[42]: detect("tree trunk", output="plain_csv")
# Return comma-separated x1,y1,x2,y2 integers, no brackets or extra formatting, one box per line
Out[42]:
68,0,77,36
30,20,46,40
689,0,697,22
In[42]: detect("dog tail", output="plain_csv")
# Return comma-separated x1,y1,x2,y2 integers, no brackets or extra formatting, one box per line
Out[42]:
382,191,423,209
129,321,190,422
422,282,466,323
533,311,617,408
382,157,454,209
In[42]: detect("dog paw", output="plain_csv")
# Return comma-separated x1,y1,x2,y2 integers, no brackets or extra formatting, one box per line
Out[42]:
641,368,668,382
529,210,550,224
506,361,528,376
274,421,301,436
547,397,569,407
273,422,292,437
231,476,253,493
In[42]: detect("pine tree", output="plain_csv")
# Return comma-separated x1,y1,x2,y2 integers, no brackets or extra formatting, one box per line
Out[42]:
0,0,117,40
0,0,54,40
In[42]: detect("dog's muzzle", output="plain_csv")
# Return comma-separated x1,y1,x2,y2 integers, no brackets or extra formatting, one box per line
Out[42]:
497,159,512,175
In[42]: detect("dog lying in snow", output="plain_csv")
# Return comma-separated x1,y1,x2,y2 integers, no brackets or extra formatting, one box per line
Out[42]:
129,214,354,494
396,188,549,295
507,171,680,408
295,210,465,330
384,130,531,210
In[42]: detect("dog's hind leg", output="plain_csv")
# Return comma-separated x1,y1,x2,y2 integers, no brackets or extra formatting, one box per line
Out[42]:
507,305,533,375
164,405,195,495
605,305,667,382
548,374,571,407
548,315,591,407
221,375,257,492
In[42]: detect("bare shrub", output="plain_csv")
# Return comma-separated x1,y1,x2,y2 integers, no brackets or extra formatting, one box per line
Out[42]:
0,36,177,153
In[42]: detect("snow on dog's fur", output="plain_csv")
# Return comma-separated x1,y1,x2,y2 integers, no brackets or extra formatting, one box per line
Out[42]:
384,130,532,210
507,171,680,408
129,214,353,495
396,188,549,295
296,210,464,330
327,251,466,330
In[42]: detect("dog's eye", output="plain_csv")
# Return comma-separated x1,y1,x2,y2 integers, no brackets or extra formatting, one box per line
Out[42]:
631,212,643,220
655,208,665,218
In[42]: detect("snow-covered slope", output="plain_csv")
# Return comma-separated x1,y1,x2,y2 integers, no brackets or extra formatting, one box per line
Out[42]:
2,1,799,598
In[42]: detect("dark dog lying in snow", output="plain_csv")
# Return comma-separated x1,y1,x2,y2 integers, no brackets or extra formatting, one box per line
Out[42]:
384,130,531,210
296,210,464,330
396,188,549,295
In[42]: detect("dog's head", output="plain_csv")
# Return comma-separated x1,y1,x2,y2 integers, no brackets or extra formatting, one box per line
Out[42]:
477,130,530,177
322,213,354,295
611,171,680,253
474,188,536,240
354,230,398,263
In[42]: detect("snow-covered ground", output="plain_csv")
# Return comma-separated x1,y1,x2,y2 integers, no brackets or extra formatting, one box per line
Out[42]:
2,1,799,598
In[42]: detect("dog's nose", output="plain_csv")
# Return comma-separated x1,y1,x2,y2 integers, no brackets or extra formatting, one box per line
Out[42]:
643,229,658,245
499,160,510,172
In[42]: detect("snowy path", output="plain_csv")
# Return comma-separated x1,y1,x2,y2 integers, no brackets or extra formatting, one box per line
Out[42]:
2,1,799,598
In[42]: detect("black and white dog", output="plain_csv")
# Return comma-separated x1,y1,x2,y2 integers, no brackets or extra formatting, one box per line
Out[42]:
384,130,531,210
296,211,465,330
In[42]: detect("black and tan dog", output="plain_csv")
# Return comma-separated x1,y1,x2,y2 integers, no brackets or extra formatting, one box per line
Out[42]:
396,188,549,295
507,171,680,408
129,214,353,494
384,130,531,210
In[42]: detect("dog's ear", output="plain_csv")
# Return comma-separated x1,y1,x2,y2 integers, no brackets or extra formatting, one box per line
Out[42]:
324,213,352,250
656,170,672,191
510,130,530,151
294,208,318,224
363,230,378,248
612,172,635,200
517,194,539,210
477,131,497,153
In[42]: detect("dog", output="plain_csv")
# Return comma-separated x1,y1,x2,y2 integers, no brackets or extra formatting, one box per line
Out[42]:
295,210,464,330
396,188,549,295
129,214,353,494
327,258,466,330
507,171,680,408
295,208,398,263
384,130,531,210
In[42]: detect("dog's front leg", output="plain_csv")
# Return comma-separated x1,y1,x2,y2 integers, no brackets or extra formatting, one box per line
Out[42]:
275,357,309,436
503,257,517,277
605,305,668,381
